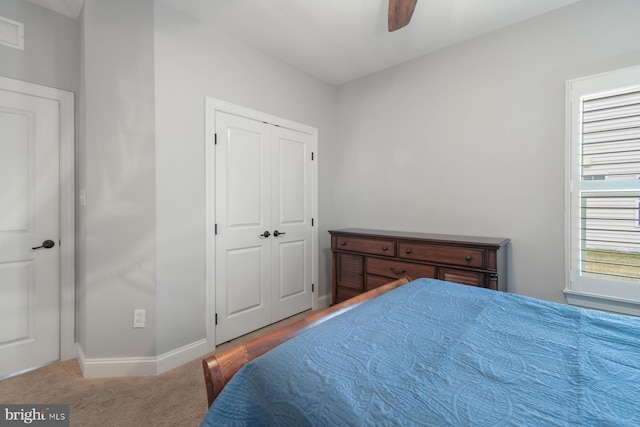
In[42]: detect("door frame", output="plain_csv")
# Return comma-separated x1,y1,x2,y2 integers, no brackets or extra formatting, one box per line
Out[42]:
0,76,75,362
205,98,318,350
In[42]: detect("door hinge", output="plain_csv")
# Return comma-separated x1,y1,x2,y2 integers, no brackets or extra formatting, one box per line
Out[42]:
214,133,217,145
215,313,218,325
312,283,314,292
311,152,314,161
215,224,218,235
312,218,314,226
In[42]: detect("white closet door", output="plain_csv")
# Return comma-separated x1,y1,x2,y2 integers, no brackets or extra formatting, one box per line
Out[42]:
215,112,272,344
214,111,313,344
270,126,313,322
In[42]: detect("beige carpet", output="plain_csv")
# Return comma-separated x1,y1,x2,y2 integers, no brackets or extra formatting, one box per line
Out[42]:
0,311,311,427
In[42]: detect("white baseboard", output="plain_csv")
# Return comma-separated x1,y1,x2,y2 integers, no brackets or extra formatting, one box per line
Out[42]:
74,294,330,378
318,292,331,309
76,338,209,378
156,339,209,374
76,344,156,378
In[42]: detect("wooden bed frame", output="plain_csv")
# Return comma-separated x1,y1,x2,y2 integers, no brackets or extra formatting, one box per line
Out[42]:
202,276,411,407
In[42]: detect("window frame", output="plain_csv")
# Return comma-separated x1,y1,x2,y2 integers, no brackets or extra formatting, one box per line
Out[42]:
565,64,640,316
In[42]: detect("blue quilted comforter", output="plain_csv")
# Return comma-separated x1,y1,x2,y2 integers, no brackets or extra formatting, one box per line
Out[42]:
202,278,640,426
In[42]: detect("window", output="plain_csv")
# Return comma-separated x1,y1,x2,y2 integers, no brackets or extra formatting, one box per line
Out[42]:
583,175,606,181
566,65,640,315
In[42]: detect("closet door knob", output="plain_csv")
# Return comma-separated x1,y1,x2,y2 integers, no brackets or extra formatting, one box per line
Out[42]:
273,230,286,237
32,239,55,250
260,231,271,238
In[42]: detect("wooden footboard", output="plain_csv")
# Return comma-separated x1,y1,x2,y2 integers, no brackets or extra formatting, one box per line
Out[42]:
203,276,411,407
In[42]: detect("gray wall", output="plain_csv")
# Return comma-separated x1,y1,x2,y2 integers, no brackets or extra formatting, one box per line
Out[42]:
153,1,337,354
333,0,640,303
78,0,157,358
0,0,78,92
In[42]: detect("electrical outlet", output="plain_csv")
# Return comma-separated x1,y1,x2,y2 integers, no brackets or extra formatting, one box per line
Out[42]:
133,309,146,328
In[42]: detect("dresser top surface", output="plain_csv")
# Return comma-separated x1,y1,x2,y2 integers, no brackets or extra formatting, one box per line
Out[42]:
329,228,510,247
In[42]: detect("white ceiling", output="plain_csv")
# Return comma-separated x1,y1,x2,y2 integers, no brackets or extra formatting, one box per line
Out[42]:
26,0,580,85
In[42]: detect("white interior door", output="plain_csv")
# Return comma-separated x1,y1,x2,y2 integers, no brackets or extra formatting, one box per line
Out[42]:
0,88,60,377
214,111,313,344
215,112,272,344
270,126,313,322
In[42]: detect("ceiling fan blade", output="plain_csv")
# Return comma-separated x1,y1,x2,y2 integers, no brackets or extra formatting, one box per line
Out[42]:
388,0,417,32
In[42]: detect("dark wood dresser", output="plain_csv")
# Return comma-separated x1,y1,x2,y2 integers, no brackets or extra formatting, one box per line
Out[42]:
329,228,509,304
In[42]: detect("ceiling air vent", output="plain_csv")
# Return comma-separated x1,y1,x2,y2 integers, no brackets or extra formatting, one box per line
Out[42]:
0,15,24,50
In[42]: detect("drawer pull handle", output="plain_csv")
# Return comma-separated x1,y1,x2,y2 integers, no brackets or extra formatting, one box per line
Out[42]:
466,255,472,261
341,241,347,246
405,248,412,254
390,267,407,275
382,246,388,251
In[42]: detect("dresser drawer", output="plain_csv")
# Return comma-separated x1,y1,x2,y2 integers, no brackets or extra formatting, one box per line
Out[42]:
399,242,484,268
366,274,394,291
438,268,486,287
367,258,436,280
333,236,396,257
336,253,364,290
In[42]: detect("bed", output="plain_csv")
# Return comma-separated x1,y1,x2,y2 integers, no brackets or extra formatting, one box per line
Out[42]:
201,277,640,426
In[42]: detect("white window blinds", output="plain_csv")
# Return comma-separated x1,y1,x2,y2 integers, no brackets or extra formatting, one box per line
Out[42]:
582,90,640,180
567,65,640,314
580,89,640,283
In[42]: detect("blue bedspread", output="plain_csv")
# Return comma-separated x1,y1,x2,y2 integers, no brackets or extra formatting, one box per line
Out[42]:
202,278,640,426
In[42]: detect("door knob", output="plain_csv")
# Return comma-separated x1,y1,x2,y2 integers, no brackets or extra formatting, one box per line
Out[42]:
260,231,271,238
32,240,55,250
273,230,286,237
